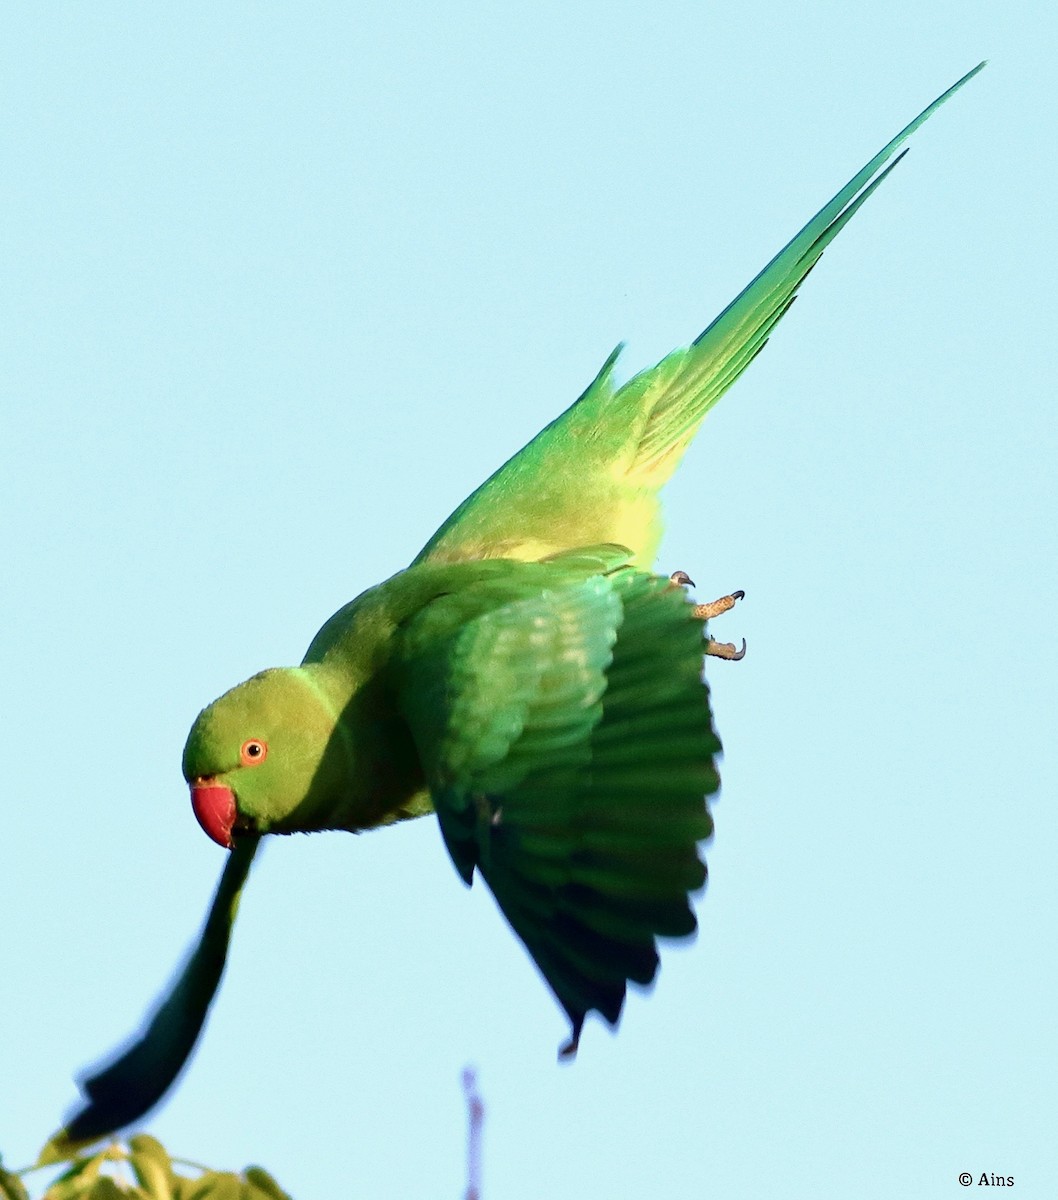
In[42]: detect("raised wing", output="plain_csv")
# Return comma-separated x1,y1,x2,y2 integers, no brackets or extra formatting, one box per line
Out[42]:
46,836,260,1157
415,64,984,570
394,552,720,1052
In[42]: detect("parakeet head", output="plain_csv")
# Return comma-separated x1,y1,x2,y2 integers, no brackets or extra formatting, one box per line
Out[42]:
182,666,346,847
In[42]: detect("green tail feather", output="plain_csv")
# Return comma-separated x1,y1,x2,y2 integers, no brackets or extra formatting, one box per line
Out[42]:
414,65,984,570
624,61,987,477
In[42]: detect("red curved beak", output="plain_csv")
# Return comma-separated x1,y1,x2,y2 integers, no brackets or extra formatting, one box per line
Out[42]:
190,781,237,849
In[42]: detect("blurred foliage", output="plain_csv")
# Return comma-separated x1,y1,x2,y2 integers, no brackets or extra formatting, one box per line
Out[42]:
0,1137,292,1200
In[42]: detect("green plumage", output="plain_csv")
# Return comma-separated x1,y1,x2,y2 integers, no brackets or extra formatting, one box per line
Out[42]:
395,552,719,1048
416,64,984,570
53,64,982,1152
52,838,258,1150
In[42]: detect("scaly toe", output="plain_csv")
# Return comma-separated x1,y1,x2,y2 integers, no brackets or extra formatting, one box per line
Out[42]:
706,637,747,661
692,589,745,620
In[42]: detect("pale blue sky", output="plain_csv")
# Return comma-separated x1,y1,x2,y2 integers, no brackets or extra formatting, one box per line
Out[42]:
3,4,1054,1198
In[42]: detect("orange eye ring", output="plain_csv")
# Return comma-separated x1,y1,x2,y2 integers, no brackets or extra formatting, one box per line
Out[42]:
240,739,268,766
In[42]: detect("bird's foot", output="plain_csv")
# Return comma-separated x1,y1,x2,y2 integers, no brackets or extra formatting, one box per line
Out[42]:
668,572,747,661
706,636,747,661
692,588,745,621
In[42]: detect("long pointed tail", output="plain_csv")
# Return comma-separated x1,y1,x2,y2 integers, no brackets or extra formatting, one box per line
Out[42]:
415,64,984,569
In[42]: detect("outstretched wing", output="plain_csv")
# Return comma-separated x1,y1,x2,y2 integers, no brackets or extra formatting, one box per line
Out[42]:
46,836,260,1157
394,552,720,1052
415,64,984,570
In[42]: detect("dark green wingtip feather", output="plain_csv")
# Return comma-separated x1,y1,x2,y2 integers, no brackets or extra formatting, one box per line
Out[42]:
489,574,718,1055
47,837,260,1156
415,565,720,1055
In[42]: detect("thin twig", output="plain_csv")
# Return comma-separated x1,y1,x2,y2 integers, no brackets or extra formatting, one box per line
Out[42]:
462,1067,484,1200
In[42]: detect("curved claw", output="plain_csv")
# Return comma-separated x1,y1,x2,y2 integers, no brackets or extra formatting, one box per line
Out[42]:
692,589,745,621
706,637,747,662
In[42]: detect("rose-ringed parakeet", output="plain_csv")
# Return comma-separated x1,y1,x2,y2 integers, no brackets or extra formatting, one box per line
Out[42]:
55,63,982,1148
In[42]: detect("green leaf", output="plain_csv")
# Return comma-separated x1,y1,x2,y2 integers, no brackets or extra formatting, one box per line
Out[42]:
27,1137,290,1200
0,1162,31,1200
36,1134,100,1169
181,1173,243,1200
128,1136,174,1200
242,1168,291,1200
41,1153,104,1200
84,1179,131,1200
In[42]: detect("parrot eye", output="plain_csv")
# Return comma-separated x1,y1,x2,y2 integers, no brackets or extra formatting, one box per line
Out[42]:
240,739,268,766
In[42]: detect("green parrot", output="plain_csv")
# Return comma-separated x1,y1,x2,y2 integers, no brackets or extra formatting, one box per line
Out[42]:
54,63,982,1150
